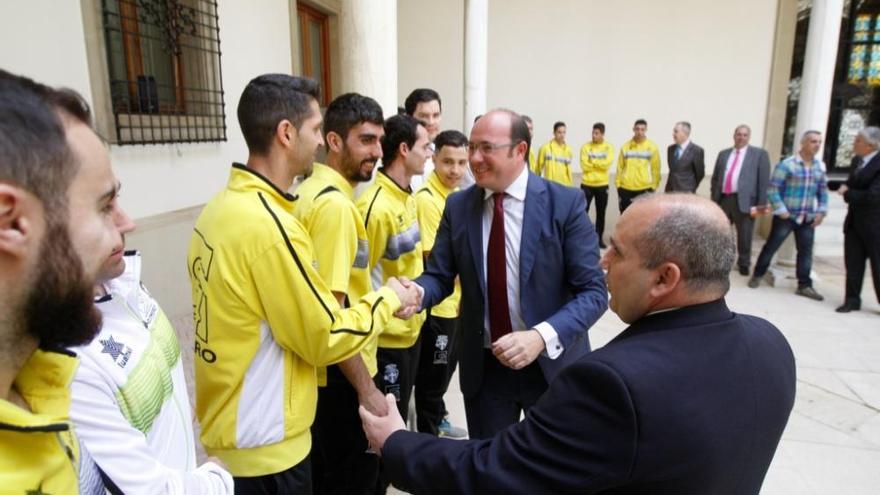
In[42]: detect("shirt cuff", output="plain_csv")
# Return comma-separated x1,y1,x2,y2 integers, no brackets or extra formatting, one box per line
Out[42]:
414,282,426,310
533,322,563,359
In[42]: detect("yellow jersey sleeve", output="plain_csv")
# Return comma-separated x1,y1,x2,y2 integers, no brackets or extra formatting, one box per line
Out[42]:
248,230,399,367
651,144,662,190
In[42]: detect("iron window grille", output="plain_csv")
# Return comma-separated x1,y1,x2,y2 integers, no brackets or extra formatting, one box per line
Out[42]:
101,0,226,145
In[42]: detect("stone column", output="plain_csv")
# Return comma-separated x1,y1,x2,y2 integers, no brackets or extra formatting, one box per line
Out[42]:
464,0,488,135
337,0,398,117
769,0,844,288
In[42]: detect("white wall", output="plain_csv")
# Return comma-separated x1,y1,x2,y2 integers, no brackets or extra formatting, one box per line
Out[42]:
486,0,779,168
397,0,465,132
398,0,781,170
1,0,295,220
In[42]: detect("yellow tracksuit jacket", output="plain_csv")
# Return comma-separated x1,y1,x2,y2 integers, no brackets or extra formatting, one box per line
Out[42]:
580,141,615,187
617,139,661,191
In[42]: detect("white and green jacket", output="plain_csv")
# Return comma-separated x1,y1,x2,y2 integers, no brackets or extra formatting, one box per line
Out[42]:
70,251,233,494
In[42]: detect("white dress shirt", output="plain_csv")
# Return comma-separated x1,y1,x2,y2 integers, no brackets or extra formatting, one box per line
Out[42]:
480,166,562,358
724,146,749,193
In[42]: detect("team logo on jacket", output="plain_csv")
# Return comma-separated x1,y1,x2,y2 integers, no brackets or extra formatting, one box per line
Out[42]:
100,335,132,369
383,364,401,400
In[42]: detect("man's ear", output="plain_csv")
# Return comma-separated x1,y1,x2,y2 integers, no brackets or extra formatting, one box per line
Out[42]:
398,141,410,159
326,131,343,153
649,262,682,298
0,184,37,259
276,119,296,148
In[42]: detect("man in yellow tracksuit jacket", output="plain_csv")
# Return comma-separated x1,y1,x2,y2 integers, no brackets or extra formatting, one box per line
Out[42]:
188,75,416,492
293,92,388,494
357,115,432,424
617,118,661,212
413,130,467,438
580,122,615,249
536,121,574,186
523,115,538,173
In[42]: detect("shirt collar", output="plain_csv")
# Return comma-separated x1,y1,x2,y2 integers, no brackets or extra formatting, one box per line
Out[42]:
426,170,454,199
483,165,529,202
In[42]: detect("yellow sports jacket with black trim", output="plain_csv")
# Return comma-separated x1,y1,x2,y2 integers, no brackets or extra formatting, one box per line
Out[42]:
187,163,400,477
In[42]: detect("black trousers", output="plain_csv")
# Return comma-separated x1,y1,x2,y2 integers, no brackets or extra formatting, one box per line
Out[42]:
617,187,651,213
373,344,420,495
844,223,880,305
414,315,461,435
310,366,379,495
719,194,756,270
581,185,608,241
464,349,547,440
234,457,312,495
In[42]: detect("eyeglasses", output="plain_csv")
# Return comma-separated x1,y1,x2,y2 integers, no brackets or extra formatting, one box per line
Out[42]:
468,141,516,155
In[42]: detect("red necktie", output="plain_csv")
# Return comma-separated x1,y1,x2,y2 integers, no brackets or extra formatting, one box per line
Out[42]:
723,149,741,194
487,193,512,342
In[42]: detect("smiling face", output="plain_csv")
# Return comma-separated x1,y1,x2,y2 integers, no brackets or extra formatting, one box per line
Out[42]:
468,112,527,193
338,121,384,183
433,144,468,189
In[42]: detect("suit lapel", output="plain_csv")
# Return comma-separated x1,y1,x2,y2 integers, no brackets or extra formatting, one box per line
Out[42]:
468,187,487,296
519,173,547,288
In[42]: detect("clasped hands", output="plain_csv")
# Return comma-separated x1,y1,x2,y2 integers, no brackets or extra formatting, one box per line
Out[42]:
385,276,422,319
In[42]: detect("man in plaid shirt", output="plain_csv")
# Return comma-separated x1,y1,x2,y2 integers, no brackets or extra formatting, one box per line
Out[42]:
748,130,829,300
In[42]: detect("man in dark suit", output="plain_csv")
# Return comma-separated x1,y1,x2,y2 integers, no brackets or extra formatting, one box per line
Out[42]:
711,124,771,275
402,109,607,439
361,194,796,495
665,121,705,193
836,127,880,313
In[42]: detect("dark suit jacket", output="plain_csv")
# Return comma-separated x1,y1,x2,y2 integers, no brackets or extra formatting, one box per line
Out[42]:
382,299,796,495
665,142,705,193
843,153,880,237
414,172,607,398
711,145,771,213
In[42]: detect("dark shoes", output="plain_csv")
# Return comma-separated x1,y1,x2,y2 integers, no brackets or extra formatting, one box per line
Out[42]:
747,276,761,288
738,266,750,276
835,302,860,313
795,286,824,301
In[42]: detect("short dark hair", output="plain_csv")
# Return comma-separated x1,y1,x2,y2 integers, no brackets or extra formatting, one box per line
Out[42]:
323,93,384,142
237,74,320,155
404,88,441,115
0,70,92,215
593,122,605,134
434,129,468,153
634,118,648,127
382,114,422,165
553,121,566,132
521,115,533,125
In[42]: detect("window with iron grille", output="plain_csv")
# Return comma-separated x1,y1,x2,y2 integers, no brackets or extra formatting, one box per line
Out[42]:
101,0,226,145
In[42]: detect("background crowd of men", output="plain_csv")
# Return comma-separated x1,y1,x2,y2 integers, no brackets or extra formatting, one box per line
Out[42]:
0,66,876,495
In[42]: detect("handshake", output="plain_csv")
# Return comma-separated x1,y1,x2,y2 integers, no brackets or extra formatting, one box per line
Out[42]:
385,276,423,319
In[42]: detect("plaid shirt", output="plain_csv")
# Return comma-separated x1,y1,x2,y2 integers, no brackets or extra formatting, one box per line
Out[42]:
768,153,829,222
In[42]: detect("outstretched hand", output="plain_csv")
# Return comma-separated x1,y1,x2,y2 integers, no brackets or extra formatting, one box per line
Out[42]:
386,276,422,319
359,393,405,456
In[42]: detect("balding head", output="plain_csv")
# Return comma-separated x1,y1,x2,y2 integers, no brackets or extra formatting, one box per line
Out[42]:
602,194,735,322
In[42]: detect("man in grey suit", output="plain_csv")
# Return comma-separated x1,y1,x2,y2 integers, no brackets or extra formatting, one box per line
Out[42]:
665,121,705,193
711,124,771,276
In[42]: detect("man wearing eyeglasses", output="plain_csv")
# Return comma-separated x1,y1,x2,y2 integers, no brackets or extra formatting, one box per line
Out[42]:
403,109,607,439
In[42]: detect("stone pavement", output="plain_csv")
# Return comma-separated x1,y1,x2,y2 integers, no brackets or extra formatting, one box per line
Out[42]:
391,192,880,494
